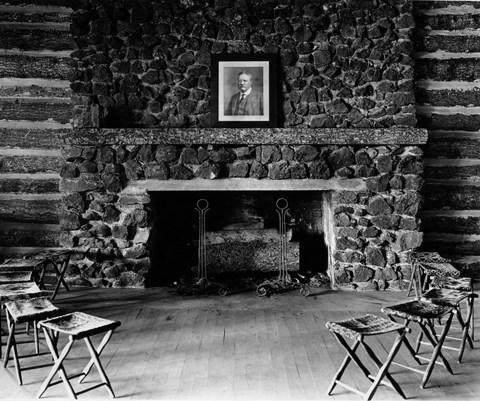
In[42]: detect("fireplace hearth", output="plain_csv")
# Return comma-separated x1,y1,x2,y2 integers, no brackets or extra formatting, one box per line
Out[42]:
58,127,427,291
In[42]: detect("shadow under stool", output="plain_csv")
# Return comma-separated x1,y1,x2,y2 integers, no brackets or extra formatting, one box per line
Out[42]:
381,299,455,389
326,313,410,401
3,296,62,385
37,311,121,399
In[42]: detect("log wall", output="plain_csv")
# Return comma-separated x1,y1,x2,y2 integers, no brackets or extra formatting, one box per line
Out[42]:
414,0,480,278
0,3,72,257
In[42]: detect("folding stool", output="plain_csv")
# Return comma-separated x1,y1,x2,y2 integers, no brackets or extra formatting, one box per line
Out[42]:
3,297,62,385
0,282,45,359
420,287,478,362
30,249,73,300
37,311,121,399
381,300,455,389
407,252,459,298
326,314,409,400
431,275,476,341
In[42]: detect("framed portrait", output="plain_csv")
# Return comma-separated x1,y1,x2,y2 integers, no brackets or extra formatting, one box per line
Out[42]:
210,53,277,128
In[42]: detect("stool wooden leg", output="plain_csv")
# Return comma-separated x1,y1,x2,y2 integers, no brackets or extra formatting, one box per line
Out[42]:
387,318,422,365
327,336,363,396
363,330,408,401
51,257,70,300
420,313,454,388
78,329,113,384
84,335,115,398
471,298,475,341
458,298,476,362
328,334,374,396
3,312,22,385
37,328,76,399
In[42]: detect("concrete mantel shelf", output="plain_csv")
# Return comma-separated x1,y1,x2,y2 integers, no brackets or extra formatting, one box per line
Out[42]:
122,178,367,193
64,127,428,146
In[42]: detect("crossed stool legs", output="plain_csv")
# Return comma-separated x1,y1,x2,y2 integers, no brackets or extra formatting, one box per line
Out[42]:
326,314,410,401
381,300,455,389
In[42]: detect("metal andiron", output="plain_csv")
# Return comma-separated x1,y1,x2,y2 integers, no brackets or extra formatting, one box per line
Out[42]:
256,198,310,297
176,199,228,296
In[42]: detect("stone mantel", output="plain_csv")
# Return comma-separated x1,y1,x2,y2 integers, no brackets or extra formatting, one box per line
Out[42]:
64,127,428,146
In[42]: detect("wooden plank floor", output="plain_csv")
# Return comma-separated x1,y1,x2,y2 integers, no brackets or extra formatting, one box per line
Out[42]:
2,284,480,400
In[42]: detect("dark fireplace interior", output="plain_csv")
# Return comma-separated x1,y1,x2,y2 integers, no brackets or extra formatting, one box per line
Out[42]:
148,191,329,286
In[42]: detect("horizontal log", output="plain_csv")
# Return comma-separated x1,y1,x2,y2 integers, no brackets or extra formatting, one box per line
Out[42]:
63,127,428,146
415,87,480,107
0,0,78,6
0,5,71,23
424,159,480,179
414,14,480,31
0,226,60,247
0,97,72,124
0,128,66,148
0,198,60,223
0,83,71,98
0,27,72,51
415,58,480,81
422,233,480,256
417,112,480,131
414,32,480,53
0,176,59,193
420,211,480,234
0,53,72,80
425,131,480,158
414,1,480,11
0,154,62,174
423,181,480,209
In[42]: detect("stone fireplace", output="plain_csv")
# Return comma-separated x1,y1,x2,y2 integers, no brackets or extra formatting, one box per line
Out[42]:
62,0,426,290
58,127,427,290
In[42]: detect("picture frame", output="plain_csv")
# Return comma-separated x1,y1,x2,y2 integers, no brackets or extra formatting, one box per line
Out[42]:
210,53,277,128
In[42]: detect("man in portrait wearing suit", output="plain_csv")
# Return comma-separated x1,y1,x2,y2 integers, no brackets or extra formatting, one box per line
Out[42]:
225,70,263,116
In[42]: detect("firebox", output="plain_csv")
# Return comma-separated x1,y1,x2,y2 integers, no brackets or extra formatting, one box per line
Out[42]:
148,190,330,285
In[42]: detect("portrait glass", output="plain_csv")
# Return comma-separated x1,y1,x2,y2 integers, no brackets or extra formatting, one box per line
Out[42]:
211,54,277,128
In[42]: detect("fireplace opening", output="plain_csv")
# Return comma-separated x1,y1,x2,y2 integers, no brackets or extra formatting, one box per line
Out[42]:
147,191,330,286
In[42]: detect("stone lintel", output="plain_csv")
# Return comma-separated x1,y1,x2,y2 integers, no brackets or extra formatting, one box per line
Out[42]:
63,127,428,146
122,178,367,193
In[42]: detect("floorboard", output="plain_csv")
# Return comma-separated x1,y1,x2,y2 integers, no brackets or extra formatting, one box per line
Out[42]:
0,285,479,400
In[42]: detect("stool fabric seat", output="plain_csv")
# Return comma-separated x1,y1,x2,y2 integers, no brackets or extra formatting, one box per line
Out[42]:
40,312,120,339
326,314,409,401
382,300,455,389
411,252,450,264
38,312,121,399
382,300,453,322
5,296,60,324
326,314,406,340
0,282,44,301
3,297,62,385
421,288,476,307
0,259,39,272
0,272,33,284
432,276,472,292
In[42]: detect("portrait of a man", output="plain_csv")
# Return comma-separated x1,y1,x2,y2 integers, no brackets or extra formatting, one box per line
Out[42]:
225,71,263,116
211,54,276,127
